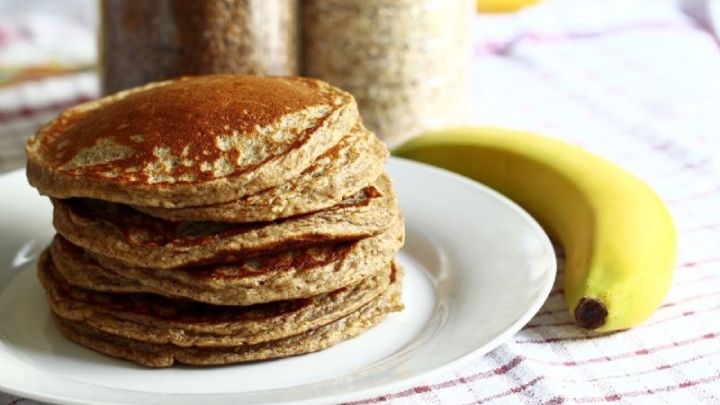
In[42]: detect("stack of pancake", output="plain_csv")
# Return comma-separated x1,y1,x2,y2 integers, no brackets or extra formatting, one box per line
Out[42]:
25,75,404,368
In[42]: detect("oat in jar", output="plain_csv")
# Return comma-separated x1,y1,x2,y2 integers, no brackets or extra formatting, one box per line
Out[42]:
301,0,472,147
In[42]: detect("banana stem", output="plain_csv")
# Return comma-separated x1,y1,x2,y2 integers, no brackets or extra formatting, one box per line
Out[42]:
574,298,609,330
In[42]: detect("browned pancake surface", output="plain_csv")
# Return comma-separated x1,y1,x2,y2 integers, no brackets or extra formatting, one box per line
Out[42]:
133,125,388,223
52,266,404,368
26,75,358,207
40,248,395,347
51,211,404,305
51,174,398,268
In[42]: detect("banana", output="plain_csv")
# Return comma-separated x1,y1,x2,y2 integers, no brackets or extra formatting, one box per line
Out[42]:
393,126,677,332
476,0,541,13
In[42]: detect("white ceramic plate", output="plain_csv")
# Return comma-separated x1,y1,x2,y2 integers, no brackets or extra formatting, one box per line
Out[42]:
0,158,555,405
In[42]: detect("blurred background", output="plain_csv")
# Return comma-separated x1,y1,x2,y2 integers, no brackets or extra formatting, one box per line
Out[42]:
0,0,718,169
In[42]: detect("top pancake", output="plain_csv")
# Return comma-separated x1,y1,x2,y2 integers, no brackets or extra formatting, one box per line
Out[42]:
132,123,388,223
26,75,359,207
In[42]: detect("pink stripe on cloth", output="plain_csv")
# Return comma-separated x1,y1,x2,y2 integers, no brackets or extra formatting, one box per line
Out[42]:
473,22,703,56
0,96,91,123
0,72,98,172
564,375,720,403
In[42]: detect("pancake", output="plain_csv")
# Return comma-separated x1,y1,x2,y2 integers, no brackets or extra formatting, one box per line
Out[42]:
132,124,388,223
40,248,396,347
51,212,404,306
51,174,398,269
52,269,403,367
27,74,406,369
26,75,359,207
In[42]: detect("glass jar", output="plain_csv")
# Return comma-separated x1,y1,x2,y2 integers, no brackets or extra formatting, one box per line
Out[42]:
301,0,472,147
100,0,299,95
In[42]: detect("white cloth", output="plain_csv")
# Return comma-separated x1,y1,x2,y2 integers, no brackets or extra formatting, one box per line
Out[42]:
2,0,720,403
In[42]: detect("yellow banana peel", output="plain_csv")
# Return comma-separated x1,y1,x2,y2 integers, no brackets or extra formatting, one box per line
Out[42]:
477,0,542,13
393,127,677,332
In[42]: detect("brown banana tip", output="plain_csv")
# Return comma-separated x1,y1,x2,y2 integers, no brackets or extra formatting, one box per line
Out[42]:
574,297,608,330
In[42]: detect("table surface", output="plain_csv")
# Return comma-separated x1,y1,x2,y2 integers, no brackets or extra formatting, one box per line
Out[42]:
2,1,720,404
